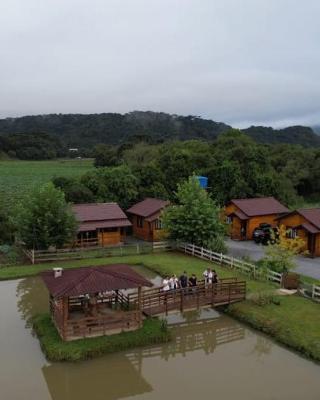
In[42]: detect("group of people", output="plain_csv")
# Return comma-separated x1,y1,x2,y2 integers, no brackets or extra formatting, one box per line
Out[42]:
161,267,219,292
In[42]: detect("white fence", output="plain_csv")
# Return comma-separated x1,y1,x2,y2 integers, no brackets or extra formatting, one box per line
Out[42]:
24,241,173,264
312,284,320,301
177,242,283,285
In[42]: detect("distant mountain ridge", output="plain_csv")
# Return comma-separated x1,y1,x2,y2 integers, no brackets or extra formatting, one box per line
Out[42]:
0,111,319,148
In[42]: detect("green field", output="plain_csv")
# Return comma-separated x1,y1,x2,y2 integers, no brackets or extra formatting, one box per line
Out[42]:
0,159,94,203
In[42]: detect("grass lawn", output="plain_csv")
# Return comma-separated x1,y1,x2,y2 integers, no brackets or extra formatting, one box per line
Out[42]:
33,314,170,362
0,251,273,293
228,296,320,362
0,158,93,202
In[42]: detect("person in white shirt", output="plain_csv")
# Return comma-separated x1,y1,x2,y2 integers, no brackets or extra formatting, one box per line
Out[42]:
162,276,170,292
203,267,213,287
169,274,179,290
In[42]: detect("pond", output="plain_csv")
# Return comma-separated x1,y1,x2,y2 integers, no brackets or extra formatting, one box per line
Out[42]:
0,266,319,400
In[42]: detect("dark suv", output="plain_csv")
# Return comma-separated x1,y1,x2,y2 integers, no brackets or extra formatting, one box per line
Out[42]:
252,223,278,245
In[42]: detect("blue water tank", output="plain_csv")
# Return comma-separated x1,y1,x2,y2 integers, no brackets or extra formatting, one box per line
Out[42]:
196,176,208,189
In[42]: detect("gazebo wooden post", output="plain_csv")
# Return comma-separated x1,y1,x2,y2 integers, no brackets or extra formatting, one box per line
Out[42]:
62,296,69,340
137,286,142,328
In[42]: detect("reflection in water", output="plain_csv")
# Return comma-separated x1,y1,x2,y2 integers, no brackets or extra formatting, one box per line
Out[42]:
16,276,49,326
42,315,245,400
42,356,152,400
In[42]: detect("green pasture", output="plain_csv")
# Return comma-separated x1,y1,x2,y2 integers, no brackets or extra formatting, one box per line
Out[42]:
0,159,93,203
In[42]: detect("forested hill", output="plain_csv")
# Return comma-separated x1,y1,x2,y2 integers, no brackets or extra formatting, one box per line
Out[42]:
0,111,319,149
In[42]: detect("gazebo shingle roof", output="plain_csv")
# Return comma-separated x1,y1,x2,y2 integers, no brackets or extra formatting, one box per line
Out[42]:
41,264,153,298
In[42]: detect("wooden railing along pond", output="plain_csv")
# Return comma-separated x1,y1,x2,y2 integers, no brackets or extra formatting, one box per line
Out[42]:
128,278,246,316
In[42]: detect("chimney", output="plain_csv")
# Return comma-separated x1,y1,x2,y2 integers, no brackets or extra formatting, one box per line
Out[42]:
53,267,63,278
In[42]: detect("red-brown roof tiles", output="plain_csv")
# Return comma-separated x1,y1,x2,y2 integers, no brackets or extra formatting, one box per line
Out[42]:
41,264,153,298
297,208,320,230
72,203,131,232
230,197,289,217
127,198,169,218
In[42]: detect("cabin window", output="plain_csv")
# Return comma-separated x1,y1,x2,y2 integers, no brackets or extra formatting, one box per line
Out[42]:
226,216,233,224
137,216,144,228
287,228,298,239
155,219,163,230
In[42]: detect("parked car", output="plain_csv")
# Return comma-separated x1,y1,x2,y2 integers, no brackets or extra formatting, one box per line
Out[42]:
252,223,278,245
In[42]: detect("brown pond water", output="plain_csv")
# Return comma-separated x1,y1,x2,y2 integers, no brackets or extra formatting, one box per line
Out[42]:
0,266,319,400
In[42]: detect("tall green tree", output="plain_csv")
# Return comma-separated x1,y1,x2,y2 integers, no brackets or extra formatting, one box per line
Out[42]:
80,165,138,209
93,144,119,167
163,177,226,252
13,183,77,249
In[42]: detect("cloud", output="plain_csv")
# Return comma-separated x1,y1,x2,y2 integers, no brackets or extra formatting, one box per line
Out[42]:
0,0,319,127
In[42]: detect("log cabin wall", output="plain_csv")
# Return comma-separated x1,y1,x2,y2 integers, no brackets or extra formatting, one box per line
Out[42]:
131,215,153,241
97,228,121,245
225,203,284,240
278,213,320,256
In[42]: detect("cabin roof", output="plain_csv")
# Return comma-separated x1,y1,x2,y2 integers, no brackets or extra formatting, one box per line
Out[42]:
127,198,169,218
278,208,320,233
72,203,131,231
297,208,320,230
230,197,289,217
41,264,153,298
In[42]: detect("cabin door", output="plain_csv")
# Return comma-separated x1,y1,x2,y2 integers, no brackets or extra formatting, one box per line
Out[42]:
308,233,316,257
240,221,247,240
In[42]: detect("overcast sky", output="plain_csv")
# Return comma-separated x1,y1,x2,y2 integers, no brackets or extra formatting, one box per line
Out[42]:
0,0,319,127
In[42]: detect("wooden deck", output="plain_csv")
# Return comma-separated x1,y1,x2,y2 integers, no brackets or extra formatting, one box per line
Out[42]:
128,278,246,317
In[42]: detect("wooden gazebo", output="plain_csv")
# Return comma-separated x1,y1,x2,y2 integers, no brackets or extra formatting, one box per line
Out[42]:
41,264,153,341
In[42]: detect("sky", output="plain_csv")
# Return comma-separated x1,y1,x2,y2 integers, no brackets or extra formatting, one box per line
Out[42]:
0,0,320,128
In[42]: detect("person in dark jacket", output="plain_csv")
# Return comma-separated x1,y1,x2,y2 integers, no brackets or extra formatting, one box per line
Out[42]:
179,271,188,288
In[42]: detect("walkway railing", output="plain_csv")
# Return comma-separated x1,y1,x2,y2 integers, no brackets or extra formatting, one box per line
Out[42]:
128,278,246,316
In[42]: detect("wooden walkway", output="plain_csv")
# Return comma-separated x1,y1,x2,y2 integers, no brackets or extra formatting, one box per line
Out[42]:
128,278,246,317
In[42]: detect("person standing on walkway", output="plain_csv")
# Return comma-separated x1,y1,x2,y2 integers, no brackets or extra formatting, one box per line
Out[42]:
203,267,213,287
169,274,179,290
179,271,188,289
162,276,170,292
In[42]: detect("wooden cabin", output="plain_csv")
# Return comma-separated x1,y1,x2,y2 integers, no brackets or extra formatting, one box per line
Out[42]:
41,264,153,341
127,198,170,241
225,197,289,240
277,208,320,257
72,203,131,246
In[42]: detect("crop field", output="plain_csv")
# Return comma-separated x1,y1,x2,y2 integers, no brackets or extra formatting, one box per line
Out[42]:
0,159,94,204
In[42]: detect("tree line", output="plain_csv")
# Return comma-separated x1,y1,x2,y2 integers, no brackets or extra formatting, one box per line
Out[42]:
53,130,320,209
1,111,319,159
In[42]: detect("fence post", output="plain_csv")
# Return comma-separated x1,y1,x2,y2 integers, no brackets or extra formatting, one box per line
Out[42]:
230,257,234,269
201,247,204,258
192,244,195,256
252,264,256,280
136,243,140,254
220,253,223,265
31,249,35,265
312,284,315,299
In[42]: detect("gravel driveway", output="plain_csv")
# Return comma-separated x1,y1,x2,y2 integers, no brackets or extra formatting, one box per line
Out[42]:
226,238,320,280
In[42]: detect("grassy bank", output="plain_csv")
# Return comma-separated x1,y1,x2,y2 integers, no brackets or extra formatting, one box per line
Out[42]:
33,314,170,362
227,295,320,362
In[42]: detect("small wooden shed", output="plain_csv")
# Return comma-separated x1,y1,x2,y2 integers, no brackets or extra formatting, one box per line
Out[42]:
41,264,153,341
127,198,169,241
277,208,320,257
225,197,289,240
72,203,131,246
